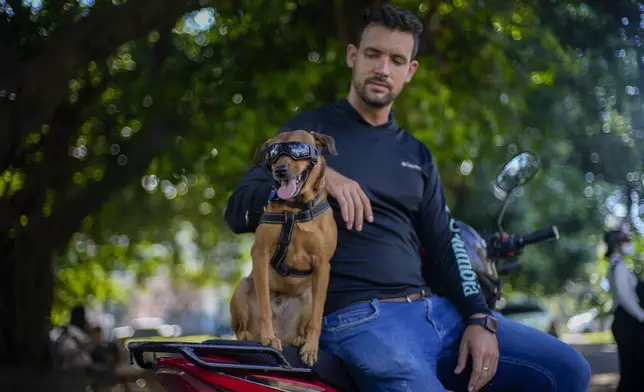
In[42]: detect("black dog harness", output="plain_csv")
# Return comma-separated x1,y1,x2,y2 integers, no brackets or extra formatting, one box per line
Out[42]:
257,140,330,277
259,193,330,277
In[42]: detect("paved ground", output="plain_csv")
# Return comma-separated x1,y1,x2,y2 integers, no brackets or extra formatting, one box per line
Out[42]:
563,335,619,392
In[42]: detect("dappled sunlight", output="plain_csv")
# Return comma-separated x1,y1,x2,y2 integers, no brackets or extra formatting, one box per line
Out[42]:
2,2,644,380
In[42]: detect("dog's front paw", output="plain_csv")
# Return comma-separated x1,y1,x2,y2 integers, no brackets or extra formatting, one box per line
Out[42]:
236,331,253,341
261,335,282,351
299,341,319,367
293,335,307,347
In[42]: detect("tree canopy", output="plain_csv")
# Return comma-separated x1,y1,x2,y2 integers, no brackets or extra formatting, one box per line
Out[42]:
2,0,644,376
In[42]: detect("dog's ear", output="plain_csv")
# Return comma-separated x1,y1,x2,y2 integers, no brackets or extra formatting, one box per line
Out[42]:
252,139,270,166
310,131,337,156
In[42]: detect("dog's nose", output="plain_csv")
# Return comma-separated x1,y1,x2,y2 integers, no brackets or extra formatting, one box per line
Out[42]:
274,164,288,178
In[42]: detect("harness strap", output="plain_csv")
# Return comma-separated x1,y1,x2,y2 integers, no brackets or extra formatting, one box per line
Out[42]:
259,199,330,277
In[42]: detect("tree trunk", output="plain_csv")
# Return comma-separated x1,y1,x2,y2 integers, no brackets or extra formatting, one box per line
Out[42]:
0,367,88,392
0,233,85,391
0,1,186,370
0,120,176,378
0,234,55,366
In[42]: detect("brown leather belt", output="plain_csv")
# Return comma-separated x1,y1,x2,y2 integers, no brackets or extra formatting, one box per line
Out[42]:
379,289,429,303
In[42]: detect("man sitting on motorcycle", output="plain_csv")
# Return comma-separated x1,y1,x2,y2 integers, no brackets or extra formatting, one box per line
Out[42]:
224,3,591,391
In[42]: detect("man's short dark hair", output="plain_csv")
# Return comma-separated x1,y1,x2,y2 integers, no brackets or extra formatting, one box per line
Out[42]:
356,4,424,60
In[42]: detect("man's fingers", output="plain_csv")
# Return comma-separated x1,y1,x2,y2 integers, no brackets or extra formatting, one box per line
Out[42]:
454,341,469,375
484,355,499,386
325,170,371,230
350,189,364,231
484,360,497,386
491,355,499,376
342,189,355,230
358,188,373,223
476,361,493,390
468,350,484,392
334,190,349,224
474,352,498,391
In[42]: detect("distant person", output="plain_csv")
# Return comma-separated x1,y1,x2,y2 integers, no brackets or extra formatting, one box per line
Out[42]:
69,305,90,333
605,229,644,392
54,305,94,370
89,326,108,364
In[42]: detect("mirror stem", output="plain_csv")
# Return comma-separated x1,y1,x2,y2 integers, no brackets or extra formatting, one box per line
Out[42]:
496,190,513,234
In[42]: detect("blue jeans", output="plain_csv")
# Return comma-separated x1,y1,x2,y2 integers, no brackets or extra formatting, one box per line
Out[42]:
319,296,591,392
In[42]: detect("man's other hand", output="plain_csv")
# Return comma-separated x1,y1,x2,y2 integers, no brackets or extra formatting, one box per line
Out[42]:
325,168,373,231
454,318,499,392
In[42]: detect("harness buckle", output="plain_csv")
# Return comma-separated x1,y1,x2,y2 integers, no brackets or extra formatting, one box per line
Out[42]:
276,262,290,276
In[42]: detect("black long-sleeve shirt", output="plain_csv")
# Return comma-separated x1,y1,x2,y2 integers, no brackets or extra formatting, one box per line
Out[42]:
225,98,491,319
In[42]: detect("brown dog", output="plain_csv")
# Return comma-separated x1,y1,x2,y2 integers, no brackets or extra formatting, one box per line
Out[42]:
230,130,338,366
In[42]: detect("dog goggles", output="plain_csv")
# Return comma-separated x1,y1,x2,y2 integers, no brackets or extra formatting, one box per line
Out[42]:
265,142,320,164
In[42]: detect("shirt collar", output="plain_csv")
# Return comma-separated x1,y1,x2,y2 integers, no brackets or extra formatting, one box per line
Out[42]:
334,98,399,131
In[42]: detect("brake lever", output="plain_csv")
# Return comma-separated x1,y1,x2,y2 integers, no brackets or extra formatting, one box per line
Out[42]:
488,233,527,259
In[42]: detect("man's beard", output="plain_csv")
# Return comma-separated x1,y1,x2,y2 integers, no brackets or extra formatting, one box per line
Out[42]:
353,76,397,109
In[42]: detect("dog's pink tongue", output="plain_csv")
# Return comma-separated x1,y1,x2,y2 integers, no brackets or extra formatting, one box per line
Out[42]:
276,179,298,199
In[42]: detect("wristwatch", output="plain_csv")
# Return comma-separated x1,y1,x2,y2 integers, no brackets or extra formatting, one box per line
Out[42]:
468,315,498,334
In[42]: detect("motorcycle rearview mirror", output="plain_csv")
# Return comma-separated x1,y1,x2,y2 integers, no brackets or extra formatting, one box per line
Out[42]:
494,151,541,233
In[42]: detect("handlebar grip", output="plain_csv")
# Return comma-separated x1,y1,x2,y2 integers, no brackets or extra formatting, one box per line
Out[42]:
521,225,559,246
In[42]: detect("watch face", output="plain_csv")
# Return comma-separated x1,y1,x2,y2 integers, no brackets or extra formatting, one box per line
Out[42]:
486,316,498,333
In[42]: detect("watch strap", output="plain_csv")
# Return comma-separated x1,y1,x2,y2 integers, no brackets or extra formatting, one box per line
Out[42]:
468,315,498,333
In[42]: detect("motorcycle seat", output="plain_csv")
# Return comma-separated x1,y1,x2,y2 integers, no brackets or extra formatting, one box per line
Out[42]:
201,339,359,392
281,345,359,392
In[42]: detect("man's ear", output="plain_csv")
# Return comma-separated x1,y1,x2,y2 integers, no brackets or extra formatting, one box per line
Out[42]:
252,139,270,166
405,60,419,83
346,44,358,69
310,131,338,156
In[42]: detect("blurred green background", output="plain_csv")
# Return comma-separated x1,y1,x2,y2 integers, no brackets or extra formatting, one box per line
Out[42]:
1,0,643,381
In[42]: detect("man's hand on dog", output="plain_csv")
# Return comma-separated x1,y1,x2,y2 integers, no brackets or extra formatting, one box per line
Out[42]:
455,317,499,392
325,168,373,231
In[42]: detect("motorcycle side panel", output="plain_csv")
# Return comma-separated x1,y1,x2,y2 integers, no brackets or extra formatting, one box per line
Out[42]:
154,356,339,392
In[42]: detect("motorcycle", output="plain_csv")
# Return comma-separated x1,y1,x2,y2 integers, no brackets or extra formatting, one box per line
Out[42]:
128,151,560,392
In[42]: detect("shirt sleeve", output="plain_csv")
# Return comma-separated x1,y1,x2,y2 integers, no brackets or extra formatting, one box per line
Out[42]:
223,165,274,234
417,148,492,319
224,115,314,234
613,262,644,322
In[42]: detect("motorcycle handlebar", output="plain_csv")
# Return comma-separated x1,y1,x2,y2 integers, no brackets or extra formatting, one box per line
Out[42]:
487,225,559,259
519,225,560,246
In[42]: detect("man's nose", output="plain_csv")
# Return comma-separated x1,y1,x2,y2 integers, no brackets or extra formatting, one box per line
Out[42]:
274,163,288,178
374,58,391,76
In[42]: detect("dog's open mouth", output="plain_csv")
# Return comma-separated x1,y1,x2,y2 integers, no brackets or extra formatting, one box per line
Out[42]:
276,172,305,200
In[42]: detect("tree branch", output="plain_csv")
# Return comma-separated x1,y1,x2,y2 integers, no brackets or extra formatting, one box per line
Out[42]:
0,70,112,244
0,0,197,174
333,0,349,45
38,31,178,253
420,0,442,55
0,31,23,90
42,119,179,253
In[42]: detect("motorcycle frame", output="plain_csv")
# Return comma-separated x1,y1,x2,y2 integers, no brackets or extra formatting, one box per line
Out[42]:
129,341,339,392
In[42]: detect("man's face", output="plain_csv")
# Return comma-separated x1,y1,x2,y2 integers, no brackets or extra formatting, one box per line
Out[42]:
346,24,419,109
